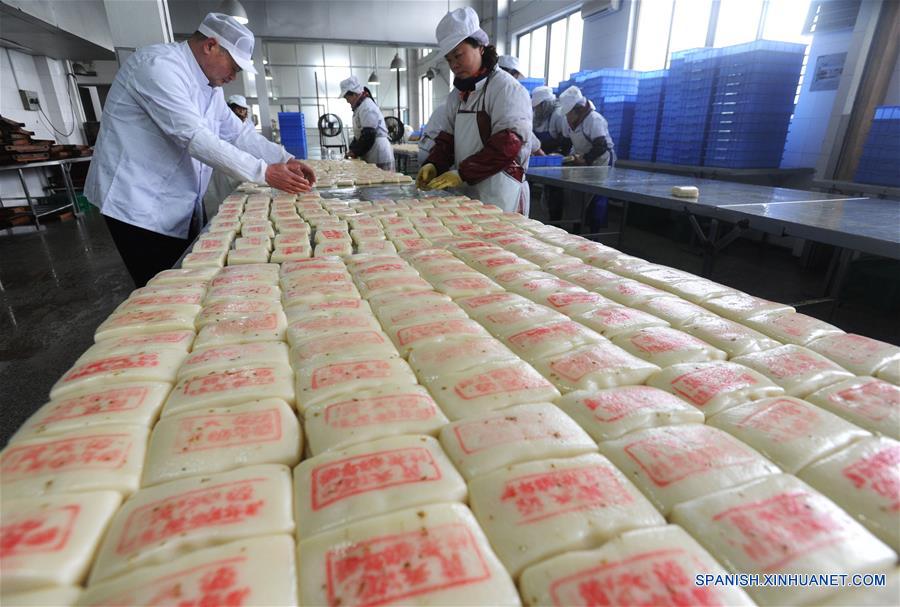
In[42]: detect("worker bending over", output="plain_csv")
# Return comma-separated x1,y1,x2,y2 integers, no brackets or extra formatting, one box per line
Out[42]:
340,75,395,171
559,85,615,166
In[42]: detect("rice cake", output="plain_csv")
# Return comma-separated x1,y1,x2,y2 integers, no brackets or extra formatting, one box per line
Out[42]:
744,309,844,346
2,587,81,607
540,290,612,316
9,382,171,442
807,333,900,376
733,344,854,397
388,318,492,357
555,385,703,442
876,360,899,385
532,341,661,392
193,310,287,348
612,326,727,367
806,377,899,439
226,247,269,265
289,330,397,366
468,454,665,577
408,336,518,379
422,360,560,420
204,283,281,305
476,302,567,339
77,536,298,607
635,296,711,328
600,423,780,515
118,292,203,310
297,503,520,606
671,474,897,606
94,306,200,342
431,275,504,298
682,314,781,357
294,355,418,413
303,386,448,455
505,320,604,361
89,464,294,584
664,278,737,304
518,525,756,607
195,300,282,329
142,399,301,486
176,341,289,379
294,434,465,538
286,312,382,346
374,300,468,328
0,425,149,498
150,267,218,285
709,396,870,472
163,362,295,416
575,304,669,338
797,436,900,551
438,403,597,480
50,349,187,400
0,491,121,593
647,361,784,416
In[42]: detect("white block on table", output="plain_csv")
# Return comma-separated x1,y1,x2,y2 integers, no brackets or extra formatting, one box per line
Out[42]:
682,314,782,357
532,341,661,392
176,340,289,380
744,309,844,346
733,344,854,398
294,355,418,413
50,348,187,400
807,332,900,376
94,305,200,342
193,310,287,348
163,362,295,416
612,326,727,367
805,376,900,439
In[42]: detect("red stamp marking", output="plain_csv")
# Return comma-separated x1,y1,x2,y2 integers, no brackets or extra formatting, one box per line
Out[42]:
175,409,283,453
105,556,253,606
107,309,183,326
771,313,819,337
183,367,277,396
311,360,394,390
712,491,850,571
830,380,899,422
581,386,684,422
397,320,481,346
210,313,279,334
325,523,491,607
184,343,272,367
186,251,222,261
106,331,194,348
294,332,387,360
624,427,755,487
282,261,341,274
452,410,575,454
64,353,160,383
485,306,547,326
583,307,649,328
483,256,520,268
508,322,583,350
0,505,79,559
820,334,888,364
278,245,311,256
629,329,703,354
209,285,278,298
292,315,372,333
441,277,494,291
670,366,762,406
319,230,349,241
453,366,551,400
614,282,663,298
117,478,267,556
201,301,272,317
358,263,407,276
549,345,635,382
318,244,350,254
126,294,201,307
459,293,516,309
1,434,133,481
757,351,835,379
41,386,151,423
386,303,460,325
842,445,900,511
736,399,819,442
298,272,349,285
306,299,363,311
455,240,492,249
311,447,441,510
546,292,604,308
399,239,429,250
520,278,574,293
549,549,723,607
366,276,428,291
501,464,633,524
199,239,227,250
324,394,437,428
569,271,620,290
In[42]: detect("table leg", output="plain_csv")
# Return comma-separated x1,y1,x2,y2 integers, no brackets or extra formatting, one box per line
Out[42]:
17,168,40,229
617,201,629,249
61,162,82,218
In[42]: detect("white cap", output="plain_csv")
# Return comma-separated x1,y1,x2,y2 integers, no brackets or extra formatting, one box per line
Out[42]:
558,85,586,114
227,94,248,108
531,86,555,107
197,13,257,75
339,75,364,97
436,7,489,58
498,55,521,74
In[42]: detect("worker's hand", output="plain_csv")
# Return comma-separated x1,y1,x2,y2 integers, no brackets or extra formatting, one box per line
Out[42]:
345,151,358,159
266,163,311,193
570,155,586,166
533,148,546,157
416,163,437,189
426,170,462,190
286,159,317,186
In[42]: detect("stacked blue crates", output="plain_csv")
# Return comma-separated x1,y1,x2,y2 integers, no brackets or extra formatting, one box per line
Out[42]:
655,49,696,164
630,70,668,161
600,96,636,159
529,155,564,167
855,106,900,187
675,48,722,165
278,112,307,159
520,78,546,95
704,41,805,168
580,68,639,110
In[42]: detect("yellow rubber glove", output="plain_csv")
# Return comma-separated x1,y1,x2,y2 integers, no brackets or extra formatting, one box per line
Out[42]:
416,163,437,189
426,170,463,190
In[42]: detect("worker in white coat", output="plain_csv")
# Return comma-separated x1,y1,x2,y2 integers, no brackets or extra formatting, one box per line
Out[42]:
417,7,533,215
340,76,394,171
417,103,446,166
531,86,568,154
203,94,251,213
85,12,315,288
558,85,615,166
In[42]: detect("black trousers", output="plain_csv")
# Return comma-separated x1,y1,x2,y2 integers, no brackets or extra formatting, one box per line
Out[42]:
104,216,190,288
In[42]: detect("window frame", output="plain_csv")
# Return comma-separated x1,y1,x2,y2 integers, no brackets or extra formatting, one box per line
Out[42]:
515,8,584,83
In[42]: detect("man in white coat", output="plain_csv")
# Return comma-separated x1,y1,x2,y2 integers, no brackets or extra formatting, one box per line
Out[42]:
203,94,251,215
340,76,394,171
85,12,315,287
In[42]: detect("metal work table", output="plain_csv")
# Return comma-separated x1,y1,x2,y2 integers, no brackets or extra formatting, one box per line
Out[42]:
0,156,92,229
615,159,815,187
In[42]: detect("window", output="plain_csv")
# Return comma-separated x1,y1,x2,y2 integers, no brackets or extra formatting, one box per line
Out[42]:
420,75,433,127
632,0,813,70
516,10,584,86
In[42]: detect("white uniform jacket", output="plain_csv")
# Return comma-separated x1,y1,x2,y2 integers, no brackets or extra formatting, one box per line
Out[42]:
352,96,394,169
563,102,615,166
85,41,291,238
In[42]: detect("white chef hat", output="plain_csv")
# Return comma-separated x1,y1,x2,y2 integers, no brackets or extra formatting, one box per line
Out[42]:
227,94,248,108
339,75,364,97
436,7,490,58
198,13,257,75
498,55,521,73
558,85,586,114
531,86,556,107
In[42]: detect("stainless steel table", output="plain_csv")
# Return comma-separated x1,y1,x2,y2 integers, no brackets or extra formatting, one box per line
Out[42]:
0,157,92,229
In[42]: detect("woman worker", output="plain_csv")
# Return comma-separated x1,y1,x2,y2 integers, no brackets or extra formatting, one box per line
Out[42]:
558,85,615,166
339,75,394,171
531,86,569,154
416,7,533,214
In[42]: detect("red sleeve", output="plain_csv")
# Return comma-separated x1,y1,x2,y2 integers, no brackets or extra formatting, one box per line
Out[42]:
425,131,455,175
458,129,523,185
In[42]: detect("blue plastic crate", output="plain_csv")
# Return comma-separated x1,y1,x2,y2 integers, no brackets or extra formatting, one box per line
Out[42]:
529,155,564,167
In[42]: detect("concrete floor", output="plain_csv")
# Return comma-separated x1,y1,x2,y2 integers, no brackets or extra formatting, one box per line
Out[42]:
1,203,897,449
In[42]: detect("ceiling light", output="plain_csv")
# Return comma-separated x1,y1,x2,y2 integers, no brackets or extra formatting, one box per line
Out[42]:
390,52,406,71
217,0,249,24
368,70,380,85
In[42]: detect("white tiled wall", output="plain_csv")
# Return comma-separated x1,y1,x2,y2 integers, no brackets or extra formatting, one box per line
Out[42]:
1,48,85,205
